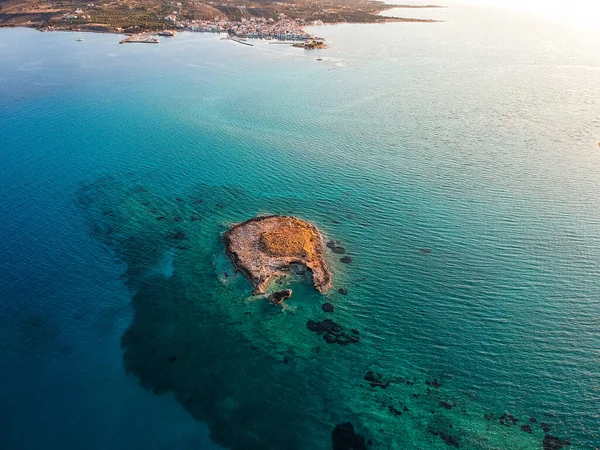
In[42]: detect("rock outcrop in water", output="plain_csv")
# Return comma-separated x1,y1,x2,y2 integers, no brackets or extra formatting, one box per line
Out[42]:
268,289,293,304
223,215,332,294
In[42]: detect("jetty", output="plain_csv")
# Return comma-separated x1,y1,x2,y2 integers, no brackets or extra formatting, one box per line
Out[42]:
231,36,254,46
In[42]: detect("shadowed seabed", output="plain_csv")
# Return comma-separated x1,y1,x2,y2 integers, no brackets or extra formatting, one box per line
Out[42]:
76,176,577,449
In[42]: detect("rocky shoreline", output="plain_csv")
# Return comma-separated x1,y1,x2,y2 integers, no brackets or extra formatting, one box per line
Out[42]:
223,215,332,295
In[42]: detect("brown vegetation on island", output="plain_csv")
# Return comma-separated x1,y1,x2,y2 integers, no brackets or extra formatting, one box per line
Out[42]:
223,215,332,295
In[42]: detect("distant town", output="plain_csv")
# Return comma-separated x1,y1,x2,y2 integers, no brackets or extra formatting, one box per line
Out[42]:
0,0,444,47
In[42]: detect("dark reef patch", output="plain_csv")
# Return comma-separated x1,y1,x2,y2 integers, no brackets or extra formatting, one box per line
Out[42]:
306,319,359,345
425,379,442,389
322,302,334,313
499,413,518,427
332,422,367,450
427,415,459,448
76,176,556,450
364,371,390,389
542,435,571,450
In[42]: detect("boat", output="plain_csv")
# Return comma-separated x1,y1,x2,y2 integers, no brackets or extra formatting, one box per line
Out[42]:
158,30,177,37
76,37,84,42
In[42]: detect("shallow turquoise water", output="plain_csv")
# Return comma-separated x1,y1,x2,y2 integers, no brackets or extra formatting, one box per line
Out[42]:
1,3,599,449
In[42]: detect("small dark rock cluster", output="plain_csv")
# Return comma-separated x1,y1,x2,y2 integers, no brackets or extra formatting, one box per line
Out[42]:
332,422,367,450
482,413,569,447
520,424,532,433
326,239,352,263
387,404,403,416
427,415,459,448
439,401,454,410
170,231,186,240
499,413,518,427
425,379,442,389
306,319,359,345
338,288,348,295
364,371,391,389
543,435,571,450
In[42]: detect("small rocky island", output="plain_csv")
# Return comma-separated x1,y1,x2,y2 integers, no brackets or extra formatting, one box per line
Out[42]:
223,215,332,295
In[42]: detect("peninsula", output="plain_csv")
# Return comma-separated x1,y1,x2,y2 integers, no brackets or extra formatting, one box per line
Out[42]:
0,0,444,40
223,215,332,295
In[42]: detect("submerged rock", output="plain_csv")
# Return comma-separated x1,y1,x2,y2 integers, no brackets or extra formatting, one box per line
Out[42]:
364,371,390,389
322,302,334,313
340,256,352,264
499,413,518,426
521,424,532,433
331,246,346,254
223,215,332,295
541,422,551,433
427,415,459,448
306,319,359,345
388,404,402,416
338,288,348,295
543,435,571,450
332,422,367,450
425,379,442,389
171,231,186,240
268,289,293,305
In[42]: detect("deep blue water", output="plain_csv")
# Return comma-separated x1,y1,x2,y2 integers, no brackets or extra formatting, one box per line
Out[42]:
1,3,599,449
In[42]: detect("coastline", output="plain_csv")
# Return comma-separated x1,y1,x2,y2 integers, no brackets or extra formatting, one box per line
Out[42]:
0,3,445,41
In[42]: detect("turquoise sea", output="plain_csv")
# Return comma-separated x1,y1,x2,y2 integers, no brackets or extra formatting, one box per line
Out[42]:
1,2,599,449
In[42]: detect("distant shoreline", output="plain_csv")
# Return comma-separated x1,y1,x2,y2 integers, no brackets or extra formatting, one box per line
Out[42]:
0,1,444,43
